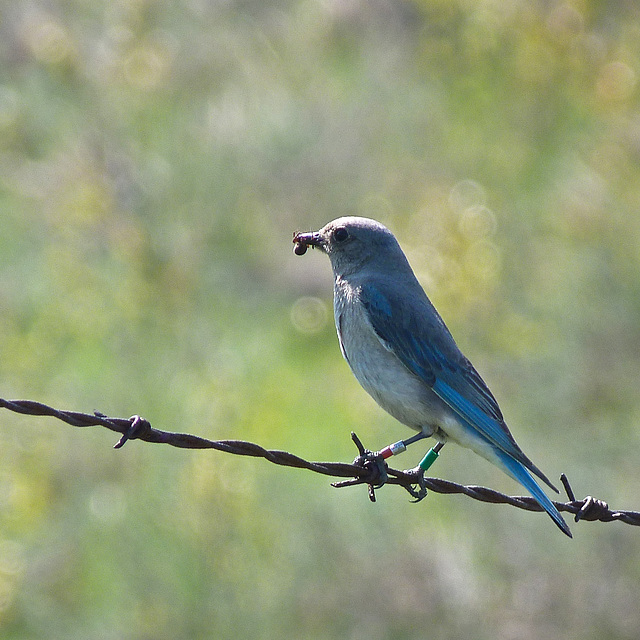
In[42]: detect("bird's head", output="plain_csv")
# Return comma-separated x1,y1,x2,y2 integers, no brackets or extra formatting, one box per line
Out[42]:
293,217,409,277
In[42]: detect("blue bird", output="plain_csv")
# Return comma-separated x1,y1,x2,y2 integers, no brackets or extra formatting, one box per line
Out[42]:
294,217,571,537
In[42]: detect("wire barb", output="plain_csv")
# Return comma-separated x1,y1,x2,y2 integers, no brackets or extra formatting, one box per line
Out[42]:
331,432,389,502
1,397,639,529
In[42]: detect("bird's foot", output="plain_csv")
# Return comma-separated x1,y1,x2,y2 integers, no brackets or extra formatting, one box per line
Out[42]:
400,466,428,502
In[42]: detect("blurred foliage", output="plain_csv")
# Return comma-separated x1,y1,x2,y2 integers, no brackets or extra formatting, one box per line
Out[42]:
1,0,640,638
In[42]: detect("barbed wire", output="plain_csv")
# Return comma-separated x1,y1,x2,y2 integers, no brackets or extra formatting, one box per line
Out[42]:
1,397,638,528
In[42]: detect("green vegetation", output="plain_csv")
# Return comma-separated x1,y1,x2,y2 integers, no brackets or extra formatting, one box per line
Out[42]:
1,0,640,637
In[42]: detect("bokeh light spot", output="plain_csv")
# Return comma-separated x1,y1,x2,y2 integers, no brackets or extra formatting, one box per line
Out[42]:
596,61,636,102
290,296,329,335
24,17,75,65
448,180,487,213
124,44,172,90
89,482,127,524
459,205,497,240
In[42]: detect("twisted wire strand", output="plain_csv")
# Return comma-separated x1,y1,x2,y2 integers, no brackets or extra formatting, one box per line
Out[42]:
1,397,638,527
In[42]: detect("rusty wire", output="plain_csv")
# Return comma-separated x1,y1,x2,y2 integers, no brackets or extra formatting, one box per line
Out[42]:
1,397,638,528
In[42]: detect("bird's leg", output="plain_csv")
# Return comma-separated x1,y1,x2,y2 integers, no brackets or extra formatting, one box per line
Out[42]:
375,432,445,500
335,433,445,503
395,441,445,502
344,430,433,495
376,430,430,460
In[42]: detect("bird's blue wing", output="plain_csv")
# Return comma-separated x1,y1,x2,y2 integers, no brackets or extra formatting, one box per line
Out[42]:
360,280,556,489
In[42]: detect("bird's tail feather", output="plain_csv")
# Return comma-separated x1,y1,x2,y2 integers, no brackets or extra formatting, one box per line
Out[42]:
493,448,572,538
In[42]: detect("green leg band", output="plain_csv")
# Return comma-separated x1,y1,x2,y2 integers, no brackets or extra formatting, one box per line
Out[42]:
418,446,440,472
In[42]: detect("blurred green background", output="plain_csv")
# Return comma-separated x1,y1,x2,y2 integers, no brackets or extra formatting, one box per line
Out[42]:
1,0,640,638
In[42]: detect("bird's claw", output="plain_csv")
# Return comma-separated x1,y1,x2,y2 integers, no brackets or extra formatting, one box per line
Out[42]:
402,466,428,502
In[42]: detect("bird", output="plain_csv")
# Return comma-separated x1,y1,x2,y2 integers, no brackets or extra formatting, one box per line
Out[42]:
293,216,571,537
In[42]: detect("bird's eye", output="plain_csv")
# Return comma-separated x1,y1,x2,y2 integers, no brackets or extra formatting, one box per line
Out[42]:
333,227,349,243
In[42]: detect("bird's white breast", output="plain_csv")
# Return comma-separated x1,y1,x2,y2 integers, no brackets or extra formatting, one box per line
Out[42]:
333,283,445,433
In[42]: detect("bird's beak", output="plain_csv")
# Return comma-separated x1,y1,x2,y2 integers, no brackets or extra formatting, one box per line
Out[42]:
293,230,323,255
